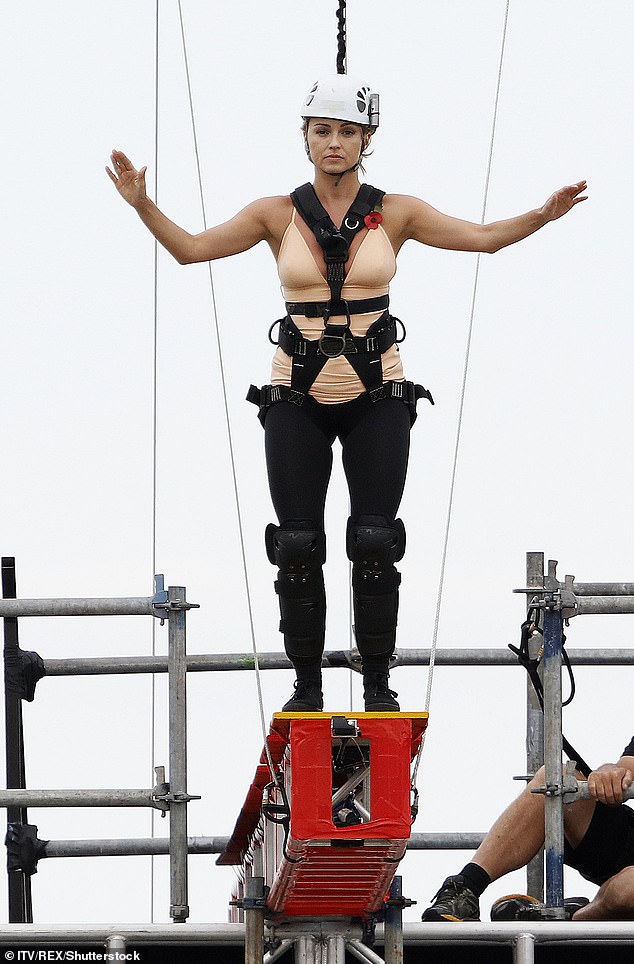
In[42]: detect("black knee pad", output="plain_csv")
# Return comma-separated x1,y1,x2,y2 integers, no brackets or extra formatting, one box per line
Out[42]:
265,521,326,582
346,515,405,594
266,522,326,666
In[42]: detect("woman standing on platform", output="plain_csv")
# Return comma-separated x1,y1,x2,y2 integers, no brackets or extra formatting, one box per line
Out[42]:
107,75,586,713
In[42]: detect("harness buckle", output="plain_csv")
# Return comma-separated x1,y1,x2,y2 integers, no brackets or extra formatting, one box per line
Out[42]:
318,332,348,358
366,336,378,353
295,339,308,356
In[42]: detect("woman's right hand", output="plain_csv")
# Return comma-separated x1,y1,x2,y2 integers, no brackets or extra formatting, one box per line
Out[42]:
106,150,148,208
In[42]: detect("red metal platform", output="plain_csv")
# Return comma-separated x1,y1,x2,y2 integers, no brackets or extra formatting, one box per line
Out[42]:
219,711,428,920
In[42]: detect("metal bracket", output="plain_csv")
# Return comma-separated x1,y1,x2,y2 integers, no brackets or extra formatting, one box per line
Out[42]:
230,888,270,912
513,562,579,620
151,765,201,814
385,894,416,909
151,574,169,621
531,761,579,801
151,574,200,623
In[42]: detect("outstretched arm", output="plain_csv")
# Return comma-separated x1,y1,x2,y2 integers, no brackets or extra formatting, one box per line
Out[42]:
390,181,587,254
106,150,275,264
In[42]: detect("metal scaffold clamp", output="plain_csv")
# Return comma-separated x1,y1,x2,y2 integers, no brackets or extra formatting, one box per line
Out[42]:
514,561,578,623
152,766,201,815
530,760,579,802
151,574,200,623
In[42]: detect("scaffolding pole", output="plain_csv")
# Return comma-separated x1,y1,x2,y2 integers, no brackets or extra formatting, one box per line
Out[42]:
0,571,199,925
2,557,32,923
167,585,190,923
383,876,404,964
542,600,565,917
525,551,544,901
0,597,157,617
39,646,634,677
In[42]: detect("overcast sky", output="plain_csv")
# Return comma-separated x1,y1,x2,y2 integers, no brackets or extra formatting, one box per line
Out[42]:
2,0,634,927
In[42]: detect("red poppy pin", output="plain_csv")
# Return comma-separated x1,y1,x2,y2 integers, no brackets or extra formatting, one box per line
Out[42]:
364,210,383,230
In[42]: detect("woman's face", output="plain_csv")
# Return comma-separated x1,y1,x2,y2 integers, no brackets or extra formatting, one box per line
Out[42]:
305,118,367,173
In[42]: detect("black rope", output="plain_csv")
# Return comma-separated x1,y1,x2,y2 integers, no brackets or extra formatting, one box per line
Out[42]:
336,0,347,74
508,611,592,778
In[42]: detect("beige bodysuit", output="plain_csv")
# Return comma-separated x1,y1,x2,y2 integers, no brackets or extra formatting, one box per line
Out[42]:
272,209,404,404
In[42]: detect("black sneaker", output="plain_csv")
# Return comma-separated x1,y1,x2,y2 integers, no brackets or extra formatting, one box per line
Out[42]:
491,894,590,921
281,680,323,712
421,875,480,922
363,673,400,711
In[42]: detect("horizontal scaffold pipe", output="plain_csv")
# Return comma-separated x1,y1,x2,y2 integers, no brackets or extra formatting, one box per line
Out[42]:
570,582,634,596
0,596,156,617
576,783,634,802
41,647,634,677
44,836,231,857
389,921,634,944
2,922,634,946
574,596,634,615
0,789,162,808
0,924,248,945
42,832,484,859
408,832,486,849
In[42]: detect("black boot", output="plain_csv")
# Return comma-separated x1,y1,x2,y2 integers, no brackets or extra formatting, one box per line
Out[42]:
282,675,324,712
363,671,400,711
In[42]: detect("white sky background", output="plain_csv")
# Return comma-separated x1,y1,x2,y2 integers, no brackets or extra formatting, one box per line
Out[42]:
2,0,634,927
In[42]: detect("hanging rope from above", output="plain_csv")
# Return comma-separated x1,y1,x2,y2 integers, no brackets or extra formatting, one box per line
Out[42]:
411,0,512,790
336,0,347,74
174,0,278,783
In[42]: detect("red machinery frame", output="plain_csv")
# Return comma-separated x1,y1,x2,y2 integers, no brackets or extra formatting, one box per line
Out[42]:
219,712,428,920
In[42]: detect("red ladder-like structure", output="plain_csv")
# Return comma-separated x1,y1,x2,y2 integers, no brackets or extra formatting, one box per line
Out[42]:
219,711,427,920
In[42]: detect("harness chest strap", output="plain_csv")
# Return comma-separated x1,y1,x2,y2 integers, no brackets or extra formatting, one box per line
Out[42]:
247,182,434,415
285,182,394,396
290,182,387,358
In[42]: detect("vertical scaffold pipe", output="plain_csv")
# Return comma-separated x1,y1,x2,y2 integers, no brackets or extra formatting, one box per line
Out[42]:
2,556,32,924
325,934,346,964
525,551,544,901
384,876,404,964
296,935,318,964
514,932,536,964
542,602,565,917
168,585,189,922
244,875,265,964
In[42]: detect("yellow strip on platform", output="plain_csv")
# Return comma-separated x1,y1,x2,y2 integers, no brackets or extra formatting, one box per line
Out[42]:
273,711,429,720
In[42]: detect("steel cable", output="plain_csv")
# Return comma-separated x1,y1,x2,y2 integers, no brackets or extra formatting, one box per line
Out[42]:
413,0,512,787
175,1,276,779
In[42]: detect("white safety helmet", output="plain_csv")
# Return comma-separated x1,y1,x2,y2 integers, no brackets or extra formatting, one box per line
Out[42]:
302,75,380,128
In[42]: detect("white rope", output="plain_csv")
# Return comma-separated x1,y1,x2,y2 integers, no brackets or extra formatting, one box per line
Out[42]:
175,1,276,779
412,0,511,785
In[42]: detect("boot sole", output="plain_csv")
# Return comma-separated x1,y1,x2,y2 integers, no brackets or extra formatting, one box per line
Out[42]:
281,705,323,712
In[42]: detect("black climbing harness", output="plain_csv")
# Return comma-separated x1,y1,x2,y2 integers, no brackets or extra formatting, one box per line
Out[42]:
248,182,433,421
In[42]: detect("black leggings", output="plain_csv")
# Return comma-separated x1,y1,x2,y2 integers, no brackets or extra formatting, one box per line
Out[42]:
264,392,412,528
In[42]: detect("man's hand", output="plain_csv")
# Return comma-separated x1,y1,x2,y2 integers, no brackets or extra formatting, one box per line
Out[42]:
587,763,633,805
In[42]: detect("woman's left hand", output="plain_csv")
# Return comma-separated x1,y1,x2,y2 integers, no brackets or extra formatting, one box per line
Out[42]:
541,181,588,222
